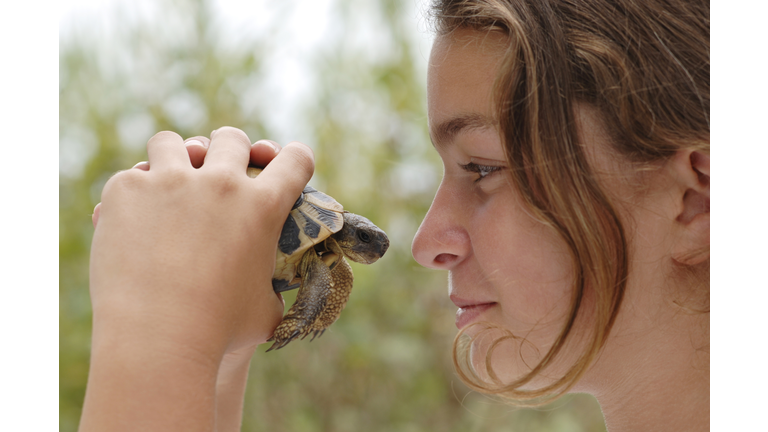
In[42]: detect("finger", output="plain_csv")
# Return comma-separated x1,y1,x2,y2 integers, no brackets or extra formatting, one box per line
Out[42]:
254,141,315,214
92,202,101,228
203,126,251,172
186,136,211,148
146,131,189,170
96,158,153,229
185,137,210,169
250,140,281,168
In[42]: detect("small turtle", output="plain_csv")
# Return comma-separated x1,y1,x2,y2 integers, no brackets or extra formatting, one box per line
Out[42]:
246,167,389,351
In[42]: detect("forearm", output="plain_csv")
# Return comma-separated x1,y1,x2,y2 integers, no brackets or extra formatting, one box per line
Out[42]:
215,349,258,432
79,323,221,432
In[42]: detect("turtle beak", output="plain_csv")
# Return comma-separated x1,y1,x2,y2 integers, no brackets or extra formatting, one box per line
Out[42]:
377,232,390,258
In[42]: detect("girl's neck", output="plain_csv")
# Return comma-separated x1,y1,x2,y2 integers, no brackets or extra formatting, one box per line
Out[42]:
582,312,709,432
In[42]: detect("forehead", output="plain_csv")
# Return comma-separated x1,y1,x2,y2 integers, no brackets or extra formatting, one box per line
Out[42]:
430,28,508,70
428,29,508,132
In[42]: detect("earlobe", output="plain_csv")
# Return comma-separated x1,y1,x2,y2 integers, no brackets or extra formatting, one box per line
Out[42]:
671,150,710,266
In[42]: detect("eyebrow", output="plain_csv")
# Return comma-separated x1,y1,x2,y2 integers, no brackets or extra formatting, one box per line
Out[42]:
430,113,495,149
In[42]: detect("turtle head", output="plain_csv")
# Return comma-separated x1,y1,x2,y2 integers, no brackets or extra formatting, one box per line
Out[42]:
333,212,389,264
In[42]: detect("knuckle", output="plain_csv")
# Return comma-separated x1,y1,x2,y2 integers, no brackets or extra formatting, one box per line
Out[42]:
204,169,241,196
257,186,282,208
146,167,193,196
284,142,316,175
214,126,251,149
149,130,183,145
101,168,143,199
160,166,190,183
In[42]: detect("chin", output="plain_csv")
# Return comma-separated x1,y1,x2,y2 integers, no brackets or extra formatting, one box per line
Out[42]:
463,325,524,384
462,323,569,390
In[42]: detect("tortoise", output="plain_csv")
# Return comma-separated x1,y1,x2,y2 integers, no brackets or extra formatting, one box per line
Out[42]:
246,167,389,351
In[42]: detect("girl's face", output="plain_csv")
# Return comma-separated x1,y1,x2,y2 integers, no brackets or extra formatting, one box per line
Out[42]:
413,28,696,389
412,29,582,383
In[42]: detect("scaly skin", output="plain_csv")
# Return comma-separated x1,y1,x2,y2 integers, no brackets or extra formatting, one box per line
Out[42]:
305,242,354,341
267,248,335,351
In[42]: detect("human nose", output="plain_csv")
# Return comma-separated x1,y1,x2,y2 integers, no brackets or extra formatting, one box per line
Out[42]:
411,181,471,270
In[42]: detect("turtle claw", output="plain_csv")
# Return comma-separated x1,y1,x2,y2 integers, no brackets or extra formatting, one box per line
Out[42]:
309,329,326,342
267,320,303,349
266,329,301,351
267,316,316,350
266,342,282,352
265,323,326,351
297,328,326,342
266,341,285,352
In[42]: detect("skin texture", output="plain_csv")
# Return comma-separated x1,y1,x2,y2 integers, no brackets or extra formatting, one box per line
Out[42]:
411,30,709,432
83,127,315,432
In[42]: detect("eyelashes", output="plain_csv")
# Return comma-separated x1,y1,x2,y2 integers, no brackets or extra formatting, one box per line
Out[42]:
458,162,504,183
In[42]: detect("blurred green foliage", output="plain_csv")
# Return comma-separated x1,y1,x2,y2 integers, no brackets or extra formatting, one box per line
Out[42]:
59,0,607,430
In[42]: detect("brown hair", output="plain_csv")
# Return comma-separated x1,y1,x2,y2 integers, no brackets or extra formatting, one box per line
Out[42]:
429,0,709,404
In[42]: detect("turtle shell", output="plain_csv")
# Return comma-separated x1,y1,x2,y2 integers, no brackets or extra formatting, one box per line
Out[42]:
246,167,345,292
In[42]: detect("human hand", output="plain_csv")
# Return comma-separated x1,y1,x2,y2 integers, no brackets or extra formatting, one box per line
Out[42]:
82,127,314,431
91,133,284,226
90,128,311,352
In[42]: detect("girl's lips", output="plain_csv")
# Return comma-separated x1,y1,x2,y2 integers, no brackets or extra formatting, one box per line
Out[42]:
455,303,495,329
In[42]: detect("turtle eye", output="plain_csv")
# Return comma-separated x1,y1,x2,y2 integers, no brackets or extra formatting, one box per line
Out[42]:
357,230,372,243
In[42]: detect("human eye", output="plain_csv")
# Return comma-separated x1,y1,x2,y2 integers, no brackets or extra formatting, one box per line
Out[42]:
458,161,505,183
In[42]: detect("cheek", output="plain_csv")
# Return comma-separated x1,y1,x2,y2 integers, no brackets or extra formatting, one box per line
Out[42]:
472,199,575,331
458,186,586,385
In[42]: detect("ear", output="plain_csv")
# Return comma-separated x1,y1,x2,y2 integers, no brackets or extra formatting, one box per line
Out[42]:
670,150,710,265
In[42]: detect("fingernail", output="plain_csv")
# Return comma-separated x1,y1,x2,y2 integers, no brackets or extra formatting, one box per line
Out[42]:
255,140,280,152
185,139,206,148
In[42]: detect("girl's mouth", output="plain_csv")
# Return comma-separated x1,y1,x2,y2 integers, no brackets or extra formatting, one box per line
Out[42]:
455,302,495,329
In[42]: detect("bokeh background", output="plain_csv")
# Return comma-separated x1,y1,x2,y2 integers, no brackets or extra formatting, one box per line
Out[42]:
59,0,607,430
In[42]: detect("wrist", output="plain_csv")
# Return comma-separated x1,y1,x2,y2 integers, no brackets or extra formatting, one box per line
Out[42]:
89,288,233,363
80,328,221,432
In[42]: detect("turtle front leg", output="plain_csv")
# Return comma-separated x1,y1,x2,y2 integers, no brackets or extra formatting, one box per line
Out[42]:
267,251,333,351
306,254,354,341
304,239,355,341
